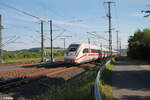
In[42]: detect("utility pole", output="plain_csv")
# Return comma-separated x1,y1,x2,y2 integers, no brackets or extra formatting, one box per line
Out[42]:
116,30,119,51
50,20,53,63
120,40,121,55
104,1,115,59
60,36,71,51
100,43,102,51
41,20,44,62
88,38,90,44
63,38,65,50
0,14,3,63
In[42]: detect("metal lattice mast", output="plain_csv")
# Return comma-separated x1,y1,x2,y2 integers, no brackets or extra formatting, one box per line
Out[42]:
104,1,115,59
41,21,44,62
50,20,53,63
116,30,119,51
0,14,3,63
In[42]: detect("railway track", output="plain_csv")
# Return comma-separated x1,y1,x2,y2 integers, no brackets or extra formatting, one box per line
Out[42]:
0,67,45,79
0,61,67,79
0,62,99,92
0,66,78,91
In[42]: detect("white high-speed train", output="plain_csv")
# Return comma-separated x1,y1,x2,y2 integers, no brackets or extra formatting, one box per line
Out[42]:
64,43,119,64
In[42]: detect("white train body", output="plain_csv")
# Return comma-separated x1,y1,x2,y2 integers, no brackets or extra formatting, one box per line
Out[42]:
64,43,118,64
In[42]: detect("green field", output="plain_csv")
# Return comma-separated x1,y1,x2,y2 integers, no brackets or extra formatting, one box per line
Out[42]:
3,48,65,63
4,58,41,63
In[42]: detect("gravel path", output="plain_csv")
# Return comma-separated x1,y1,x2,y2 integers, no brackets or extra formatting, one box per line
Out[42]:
112,56,150,100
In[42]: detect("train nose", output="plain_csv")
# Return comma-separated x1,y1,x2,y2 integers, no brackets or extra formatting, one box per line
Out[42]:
64,57,76,63
66,59,74,63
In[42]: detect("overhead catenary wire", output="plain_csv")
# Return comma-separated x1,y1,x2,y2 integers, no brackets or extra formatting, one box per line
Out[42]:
2,36,20,47
0,3,42,21
53,29,66,41
114,1,120,30
34,0,77,22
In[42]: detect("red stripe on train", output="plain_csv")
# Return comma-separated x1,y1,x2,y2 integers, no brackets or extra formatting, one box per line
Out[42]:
88,53,105,56
75,54,87,61
75,53,106,61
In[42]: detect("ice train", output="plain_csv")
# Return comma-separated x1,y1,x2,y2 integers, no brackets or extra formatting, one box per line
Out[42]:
64,43,119,64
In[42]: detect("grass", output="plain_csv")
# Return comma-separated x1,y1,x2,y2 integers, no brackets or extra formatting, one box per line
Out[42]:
45,48,64,53
3,48,65,63
4,58,41,63
98,59,115,100
54,55,64,59
4,55,64,63
50,69,98,100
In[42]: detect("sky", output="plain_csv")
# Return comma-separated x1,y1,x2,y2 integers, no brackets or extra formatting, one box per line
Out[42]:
0,0,150,51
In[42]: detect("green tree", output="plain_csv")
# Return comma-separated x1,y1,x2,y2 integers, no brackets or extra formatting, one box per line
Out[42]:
127,28,150,59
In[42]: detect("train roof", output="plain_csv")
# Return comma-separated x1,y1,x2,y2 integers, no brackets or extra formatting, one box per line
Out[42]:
69,42,110,51
69,42,120,52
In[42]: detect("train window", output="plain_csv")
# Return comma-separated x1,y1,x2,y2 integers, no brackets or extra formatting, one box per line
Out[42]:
83,48,89,53
68,44,79,52
91,49,95,53
98,50,102,53
91,49,101,53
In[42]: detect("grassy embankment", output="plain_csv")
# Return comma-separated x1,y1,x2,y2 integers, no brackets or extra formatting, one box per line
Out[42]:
98,59,116,100
51,72,96,100
4,56,64,63
3,48,64,63
4,58,41,63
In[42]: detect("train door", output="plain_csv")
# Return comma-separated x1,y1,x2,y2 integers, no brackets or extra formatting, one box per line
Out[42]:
81,48,89,63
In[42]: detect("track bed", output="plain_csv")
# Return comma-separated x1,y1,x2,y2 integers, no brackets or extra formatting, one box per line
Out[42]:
0,60,102,100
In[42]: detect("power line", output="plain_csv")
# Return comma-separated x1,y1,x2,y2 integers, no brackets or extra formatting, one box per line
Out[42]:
2,36,20,47
116,30,119,51
87,32,108,41
34,0,75,21
114,1,120,30
0,3,41,21
53,29,66,41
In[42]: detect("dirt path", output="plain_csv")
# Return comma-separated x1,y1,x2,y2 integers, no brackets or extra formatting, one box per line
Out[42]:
112,56,150,100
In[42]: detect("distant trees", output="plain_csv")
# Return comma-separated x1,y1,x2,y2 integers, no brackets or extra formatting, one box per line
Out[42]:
127,28,150,60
